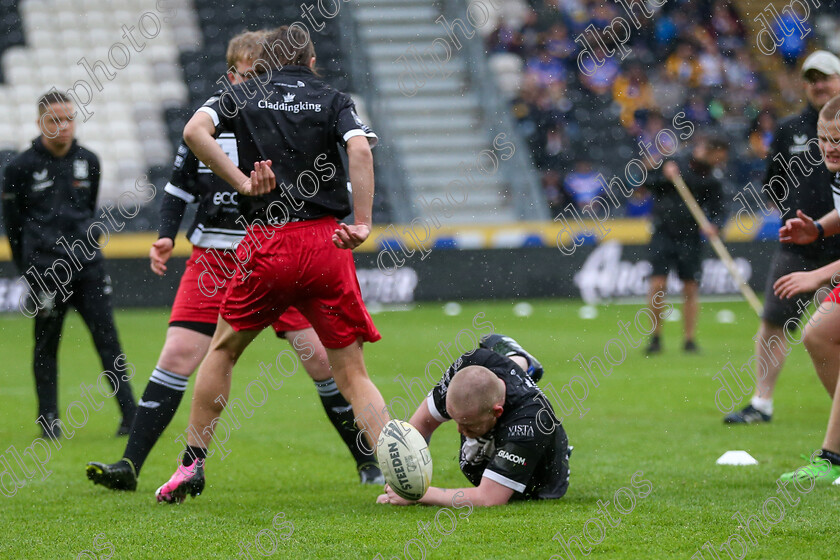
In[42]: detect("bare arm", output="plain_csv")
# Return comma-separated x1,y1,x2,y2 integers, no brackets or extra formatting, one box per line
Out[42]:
409,400,443,443
333,136,374,249
419,479,514,507
378,477,514,507
806,259,840,286
183,112,247,192
182,112,276,196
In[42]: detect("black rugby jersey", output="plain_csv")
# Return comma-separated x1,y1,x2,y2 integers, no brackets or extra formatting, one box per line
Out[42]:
645,155,726,238
161,134,245,250
196,65,376,224
427,348,570,499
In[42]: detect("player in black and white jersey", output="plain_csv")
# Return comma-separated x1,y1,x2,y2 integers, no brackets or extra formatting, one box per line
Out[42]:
378,335,570,506
85,31,381,492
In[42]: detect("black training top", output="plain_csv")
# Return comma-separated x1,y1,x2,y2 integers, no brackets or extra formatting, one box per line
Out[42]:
197,65,376,224
2,137,102,271
765,105,840,259
644,154,726,239
427,348,569,499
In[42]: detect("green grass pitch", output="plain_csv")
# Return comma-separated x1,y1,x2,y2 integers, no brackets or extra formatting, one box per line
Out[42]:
0,299,837,559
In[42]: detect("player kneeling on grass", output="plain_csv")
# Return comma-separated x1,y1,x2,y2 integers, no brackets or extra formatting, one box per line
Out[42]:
377,334,571,506
771,94,840,483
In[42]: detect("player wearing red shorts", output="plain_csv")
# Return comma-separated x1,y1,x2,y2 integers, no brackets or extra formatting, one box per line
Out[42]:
85,31,381,493
154,25,393,503
771,94,840,482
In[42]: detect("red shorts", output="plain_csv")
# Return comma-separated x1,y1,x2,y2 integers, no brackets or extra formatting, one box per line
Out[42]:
824,284,840,305
220,217,380,349
170,246,311,335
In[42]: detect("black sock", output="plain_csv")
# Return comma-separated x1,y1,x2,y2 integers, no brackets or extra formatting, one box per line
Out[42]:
183,445,206,467
819,449,840,466
315,378,376,468
122,367,188,476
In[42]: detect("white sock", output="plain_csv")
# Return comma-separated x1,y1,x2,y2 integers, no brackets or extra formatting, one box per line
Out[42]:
750,396,773,415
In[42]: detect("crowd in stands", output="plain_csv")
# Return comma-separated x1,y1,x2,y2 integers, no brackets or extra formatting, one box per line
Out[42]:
488,0,838,221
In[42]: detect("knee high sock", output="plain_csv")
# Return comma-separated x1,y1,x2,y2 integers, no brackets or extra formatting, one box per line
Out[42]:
122,367,188,475
315,378,377,468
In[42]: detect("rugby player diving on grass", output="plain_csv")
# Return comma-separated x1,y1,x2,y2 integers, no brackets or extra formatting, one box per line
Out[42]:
377,334,571,507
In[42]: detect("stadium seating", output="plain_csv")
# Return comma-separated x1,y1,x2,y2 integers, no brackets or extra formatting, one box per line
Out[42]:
4,0,836,232
484,0,806,218
0,0,383,229
352,0,544,223
0,0,198,223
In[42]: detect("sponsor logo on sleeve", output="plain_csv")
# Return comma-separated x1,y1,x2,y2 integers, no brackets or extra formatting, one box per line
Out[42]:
507,424,535,438
497,449,526,466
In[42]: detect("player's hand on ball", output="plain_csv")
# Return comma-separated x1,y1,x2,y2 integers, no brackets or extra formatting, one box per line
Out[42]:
376,484,417,506
149,238,174,276
332,223,370,250
779,210,818,245
239,160,276,196
774,270,821,299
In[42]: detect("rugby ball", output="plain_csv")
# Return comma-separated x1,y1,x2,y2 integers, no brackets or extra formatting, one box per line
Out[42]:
376,420,433,501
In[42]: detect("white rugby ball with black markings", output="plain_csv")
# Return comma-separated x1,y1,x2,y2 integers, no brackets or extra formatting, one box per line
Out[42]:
376,420,433,501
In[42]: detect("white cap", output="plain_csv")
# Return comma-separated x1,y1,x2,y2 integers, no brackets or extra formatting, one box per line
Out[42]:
802,50,840,77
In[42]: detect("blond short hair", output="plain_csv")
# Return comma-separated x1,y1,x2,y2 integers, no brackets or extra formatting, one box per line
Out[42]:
226,30,266,69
